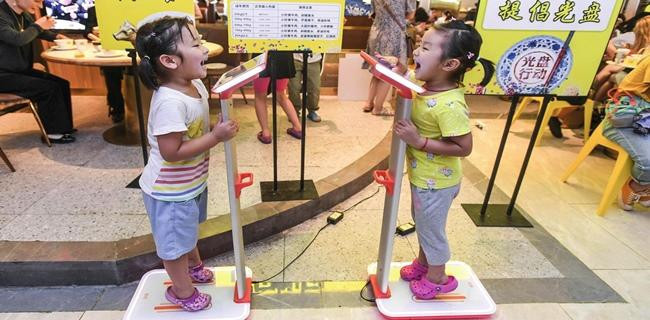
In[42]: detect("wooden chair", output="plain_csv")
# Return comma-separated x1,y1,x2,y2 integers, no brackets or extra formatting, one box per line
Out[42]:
0,94,52,172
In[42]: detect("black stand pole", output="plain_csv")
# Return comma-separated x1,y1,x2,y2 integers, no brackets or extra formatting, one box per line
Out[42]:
507,95,550,215
260,50,317,202
271,51,278,191
461,94,555,227
126,48,148,189
479,95,519,215
299,51,308,191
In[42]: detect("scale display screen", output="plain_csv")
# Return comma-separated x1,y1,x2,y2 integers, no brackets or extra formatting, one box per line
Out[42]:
213,52,267,94
359,51,425,94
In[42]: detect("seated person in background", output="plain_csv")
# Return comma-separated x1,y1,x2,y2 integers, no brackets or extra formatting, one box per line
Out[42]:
411,7,430,45
0,0,76,143
594,16,650,103
603,56,650,211
84,6,124,123
435,10,454,25
464,2,478,25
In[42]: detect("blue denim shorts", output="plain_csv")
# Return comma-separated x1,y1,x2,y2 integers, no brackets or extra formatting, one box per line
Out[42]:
142,188,208,260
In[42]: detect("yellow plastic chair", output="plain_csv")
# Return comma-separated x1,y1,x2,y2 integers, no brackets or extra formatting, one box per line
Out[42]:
512,97,595,145
560,122,632,216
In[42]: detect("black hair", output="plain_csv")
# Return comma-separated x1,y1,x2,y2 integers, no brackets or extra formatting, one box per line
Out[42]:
414,7,429,24
135,16,195,90
433,20,494,87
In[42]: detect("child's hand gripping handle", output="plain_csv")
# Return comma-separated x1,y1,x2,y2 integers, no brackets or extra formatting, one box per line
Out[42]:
235,172,254,199
373,170,394,195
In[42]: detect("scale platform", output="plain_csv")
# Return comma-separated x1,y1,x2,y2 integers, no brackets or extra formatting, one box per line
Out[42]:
124,266,252,320
367,261,495,319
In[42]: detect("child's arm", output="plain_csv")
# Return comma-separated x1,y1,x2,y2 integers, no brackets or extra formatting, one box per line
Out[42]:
158,116,238,162
394,119,473,157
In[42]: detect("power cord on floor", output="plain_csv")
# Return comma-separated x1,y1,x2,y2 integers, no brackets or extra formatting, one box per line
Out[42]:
252,186,383,284
359,280,376,303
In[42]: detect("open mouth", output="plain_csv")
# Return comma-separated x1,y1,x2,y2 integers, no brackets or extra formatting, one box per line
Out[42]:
415,62,421,72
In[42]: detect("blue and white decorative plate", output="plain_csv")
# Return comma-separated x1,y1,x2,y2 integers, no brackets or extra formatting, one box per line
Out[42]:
496,35,573,95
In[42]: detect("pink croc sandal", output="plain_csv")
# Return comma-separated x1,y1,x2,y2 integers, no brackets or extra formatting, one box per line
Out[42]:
409,276,458,300
189,262,214,283
400,259,428,281
165,287,212,312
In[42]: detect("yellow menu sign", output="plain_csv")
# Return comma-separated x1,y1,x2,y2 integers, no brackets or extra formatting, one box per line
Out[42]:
463,0,624,97
228,0,345,53
95,0,194,50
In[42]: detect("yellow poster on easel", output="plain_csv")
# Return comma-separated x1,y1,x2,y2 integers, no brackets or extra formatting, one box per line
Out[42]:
95,0,194,50
463,0,625,97
227,0,345,53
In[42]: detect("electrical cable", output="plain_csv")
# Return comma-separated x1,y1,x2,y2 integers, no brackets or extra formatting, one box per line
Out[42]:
252,186,383,284
359,280,376,303
253,223,329,284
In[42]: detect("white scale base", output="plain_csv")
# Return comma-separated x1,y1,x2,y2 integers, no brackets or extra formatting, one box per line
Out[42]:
123,266,252,320
368,261,496,319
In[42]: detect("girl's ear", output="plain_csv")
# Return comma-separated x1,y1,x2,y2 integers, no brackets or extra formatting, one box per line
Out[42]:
442,58,461,73
158,54,179,70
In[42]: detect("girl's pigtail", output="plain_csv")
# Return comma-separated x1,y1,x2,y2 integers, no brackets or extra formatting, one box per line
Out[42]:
138,56,159,90
476,57,495,87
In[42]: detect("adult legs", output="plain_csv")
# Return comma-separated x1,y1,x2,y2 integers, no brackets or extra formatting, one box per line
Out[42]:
0,70,73,135
288,59,303,113
102,67,124,122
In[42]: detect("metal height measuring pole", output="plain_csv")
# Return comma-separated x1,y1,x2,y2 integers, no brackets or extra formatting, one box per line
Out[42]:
374,95,412,294
220,97,253,300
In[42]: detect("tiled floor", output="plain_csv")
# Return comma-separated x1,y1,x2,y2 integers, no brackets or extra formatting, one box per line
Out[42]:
1,95,650,319
0,95,392,241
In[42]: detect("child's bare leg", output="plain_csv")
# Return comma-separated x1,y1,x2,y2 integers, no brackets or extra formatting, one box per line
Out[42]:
164,254,194,298
187,247,201,268
418,246,448,284
417,246,428,265
254,92,271,138
426,264,448,284
278,92,302,131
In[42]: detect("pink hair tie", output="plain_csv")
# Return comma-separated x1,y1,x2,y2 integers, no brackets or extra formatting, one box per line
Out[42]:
467,52,475,60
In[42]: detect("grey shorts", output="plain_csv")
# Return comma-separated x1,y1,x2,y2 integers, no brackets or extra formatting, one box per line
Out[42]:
142,188,208,260
410,184,460,266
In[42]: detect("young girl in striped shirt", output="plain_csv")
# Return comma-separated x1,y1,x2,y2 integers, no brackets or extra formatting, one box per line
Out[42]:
136,16,238,311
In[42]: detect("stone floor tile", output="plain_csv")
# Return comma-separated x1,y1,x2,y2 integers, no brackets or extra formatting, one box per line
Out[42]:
1,213,145,241
594,269,650,308
79,311,125,320
282,207,416,282
0,287,103,312
0,312,83,320
573,204,650,263
492,303,571,320
0,96,392,241
204,233,285,282
22,168,144,216
92,283,138,311
560,303,649,320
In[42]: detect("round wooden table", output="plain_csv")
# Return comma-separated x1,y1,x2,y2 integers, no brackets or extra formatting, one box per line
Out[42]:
41,42,223,145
